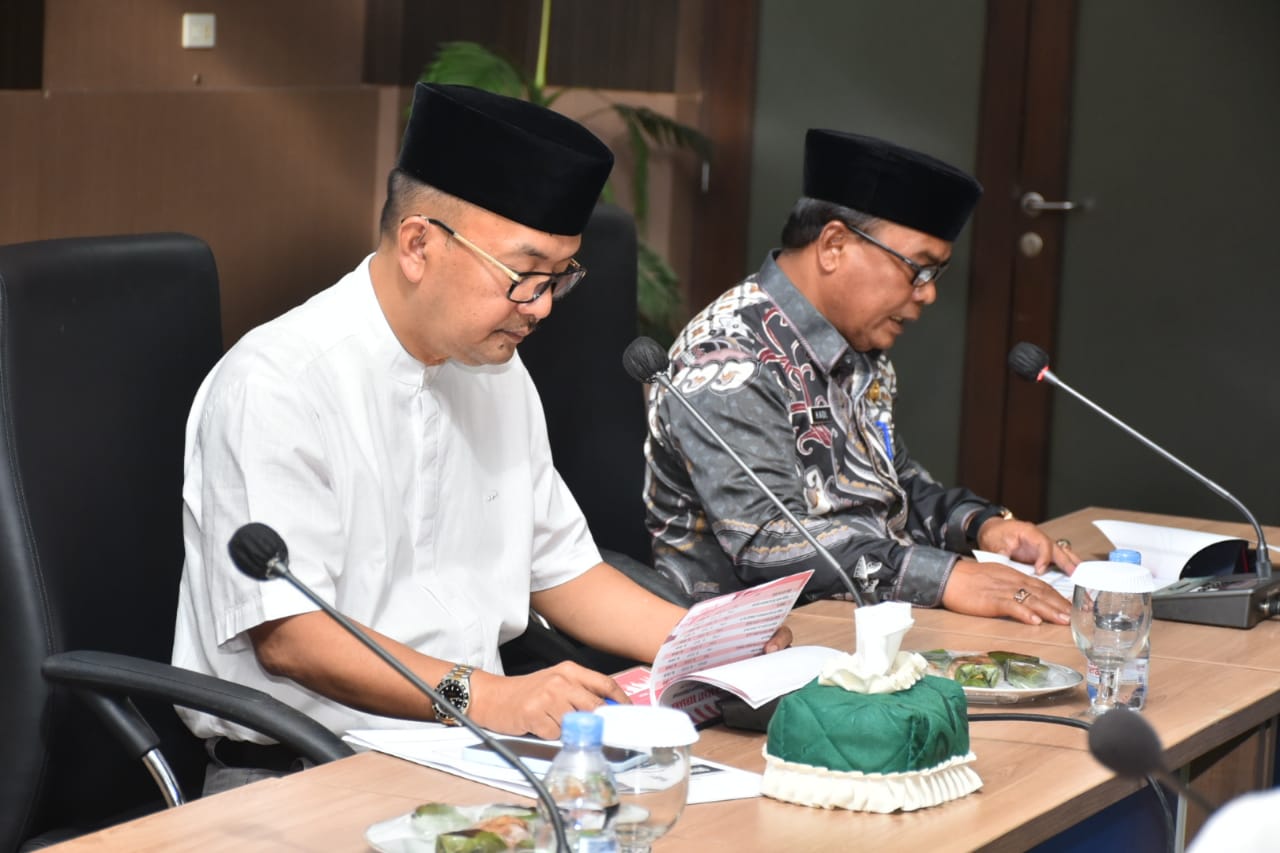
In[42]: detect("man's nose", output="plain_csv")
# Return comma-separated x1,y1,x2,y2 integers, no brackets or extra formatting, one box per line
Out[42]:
519,291,555,322
913,280,938,306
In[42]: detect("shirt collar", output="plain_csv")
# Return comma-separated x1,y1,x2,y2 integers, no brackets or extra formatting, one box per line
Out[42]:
757,251,867,379
354,254,440,387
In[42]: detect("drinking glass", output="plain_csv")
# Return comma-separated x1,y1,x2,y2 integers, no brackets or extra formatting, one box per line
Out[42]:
1069,561,1154,718
596,705,698,853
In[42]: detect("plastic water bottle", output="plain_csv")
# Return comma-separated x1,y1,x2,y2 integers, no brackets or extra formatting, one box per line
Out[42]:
542,711,619,852
1086,548,1151,709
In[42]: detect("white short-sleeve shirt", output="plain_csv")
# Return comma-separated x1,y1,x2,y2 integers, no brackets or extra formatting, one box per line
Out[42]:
172,256,601,739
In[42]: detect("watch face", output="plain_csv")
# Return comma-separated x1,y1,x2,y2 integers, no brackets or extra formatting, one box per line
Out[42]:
436,676,469,722
439,681,468,707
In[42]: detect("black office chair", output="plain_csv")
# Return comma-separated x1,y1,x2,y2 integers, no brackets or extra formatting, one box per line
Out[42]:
505,204,690,676
519,202,653,566
0,234,351,851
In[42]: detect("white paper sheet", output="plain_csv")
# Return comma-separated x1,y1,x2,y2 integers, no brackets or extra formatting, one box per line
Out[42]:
1092,519,1244,584
977,519,1267,596
665,644,842,708
973,549,1076,598
343,727,762,804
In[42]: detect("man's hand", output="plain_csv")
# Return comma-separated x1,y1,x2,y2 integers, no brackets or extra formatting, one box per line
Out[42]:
469,662,629,740
977,518,1080,575
941,559,1071,625
764,624,793,654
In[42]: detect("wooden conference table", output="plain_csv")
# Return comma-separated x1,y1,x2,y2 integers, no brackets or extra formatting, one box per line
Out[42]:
48,508,1280,852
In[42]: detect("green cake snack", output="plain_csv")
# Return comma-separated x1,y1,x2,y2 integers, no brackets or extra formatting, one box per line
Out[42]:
949,656,1001,688
1004,658,1053,688
922,649,1053,690
435,829,509,853
410,804,537,851
411,803,472,837
988,650,1038,667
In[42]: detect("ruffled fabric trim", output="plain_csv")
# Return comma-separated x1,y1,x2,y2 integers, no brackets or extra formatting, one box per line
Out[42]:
760,748,983,813
819,650,928,694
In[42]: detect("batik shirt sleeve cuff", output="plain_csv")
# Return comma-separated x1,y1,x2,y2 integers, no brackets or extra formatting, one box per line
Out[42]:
889,544,961,608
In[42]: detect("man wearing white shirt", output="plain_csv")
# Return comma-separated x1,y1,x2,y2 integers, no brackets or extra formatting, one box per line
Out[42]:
172,83,789,791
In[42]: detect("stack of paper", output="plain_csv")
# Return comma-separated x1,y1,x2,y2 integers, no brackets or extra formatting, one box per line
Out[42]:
343,726,762,804
975,518,1276,595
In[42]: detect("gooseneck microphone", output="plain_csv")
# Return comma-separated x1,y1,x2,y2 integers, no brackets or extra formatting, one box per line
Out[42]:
1088,707,1215,815
227,523,570,853
1008,342,1271,578
968,710,1177,851
624,336,866,607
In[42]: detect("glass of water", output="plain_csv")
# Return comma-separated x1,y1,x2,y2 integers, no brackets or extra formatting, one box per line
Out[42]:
1069,561,1154,718
596,705,698,853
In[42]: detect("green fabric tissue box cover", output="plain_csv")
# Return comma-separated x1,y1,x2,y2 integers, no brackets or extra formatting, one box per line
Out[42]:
766,675,969,773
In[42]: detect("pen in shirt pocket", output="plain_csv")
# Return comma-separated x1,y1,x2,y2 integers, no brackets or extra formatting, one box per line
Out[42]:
875,419,894,463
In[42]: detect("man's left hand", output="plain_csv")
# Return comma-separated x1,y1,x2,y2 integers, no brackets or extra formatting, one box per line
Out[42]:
977,518,1080,575
764,624,793,654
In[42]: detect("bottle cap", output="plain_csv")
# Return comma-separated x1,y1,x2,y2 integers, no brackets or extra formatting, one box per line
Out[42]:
1109,548,1143,565
596,705,699,749
1072,560,1156,593
559,711,604,747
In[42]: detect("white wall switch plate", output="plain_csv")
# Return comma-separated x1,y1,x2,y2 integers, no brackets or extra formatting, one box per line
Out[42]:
182,13,216,49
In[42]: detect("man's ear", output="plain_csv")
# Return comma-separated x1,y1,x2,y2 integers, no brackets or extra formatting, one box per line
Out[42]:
816,220,849,273
396,215,431,281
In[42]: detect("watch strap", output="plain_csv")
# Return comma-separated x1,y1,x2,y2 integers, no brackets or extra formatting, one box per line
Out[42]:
433,663,473,726
967,505,1013,543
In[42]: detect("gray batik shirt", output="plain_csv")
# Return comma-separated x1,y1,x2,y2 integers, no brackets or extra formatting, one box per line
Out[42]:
643,253,997,605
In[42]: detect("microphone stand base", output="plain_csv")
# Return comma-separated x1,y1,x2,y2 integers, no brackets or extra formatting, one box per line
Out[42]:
1153,573,1280,629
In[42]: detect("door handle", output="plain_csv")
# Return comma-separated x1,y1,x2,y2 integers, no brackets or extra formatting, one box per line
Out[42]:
1021,191,1082,217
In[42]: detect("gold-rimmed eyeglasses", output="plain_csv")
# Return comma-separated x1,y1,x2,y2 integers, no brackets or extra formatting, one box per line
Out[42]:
410,215,587,304
843,222,949,288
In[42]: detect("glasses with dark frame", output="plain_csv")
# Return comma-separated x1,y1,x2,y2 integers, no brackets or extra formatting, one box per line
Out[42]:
411,216,587,304
842,222,949,288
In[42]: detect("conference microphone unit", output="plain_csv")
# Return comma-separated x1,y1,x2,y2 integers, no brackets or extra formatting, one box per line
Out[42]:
623,336,866,607
1088,708,1216,816
1008,342,1280,629
227,523,571,853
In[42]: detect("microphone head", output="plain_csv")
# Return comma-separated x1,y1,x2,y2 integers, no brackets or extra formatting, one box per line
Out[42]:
622,336,670,383
1008,342,1051,382
1088,708,1167,778
228,522,289,581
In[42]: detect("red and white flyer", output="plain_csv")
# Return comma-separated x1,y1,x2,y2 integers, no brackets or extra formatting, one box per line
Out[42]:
613,570,816,724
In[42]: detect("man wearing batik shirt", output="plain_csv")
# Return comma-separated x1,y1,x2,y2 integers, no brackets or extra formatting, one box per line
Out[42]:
644,129,1079,625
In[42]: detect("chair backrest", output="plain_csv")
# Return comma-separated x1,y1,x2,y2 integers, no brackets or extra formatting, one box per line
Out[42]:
519,202,650,563
0,233,223,848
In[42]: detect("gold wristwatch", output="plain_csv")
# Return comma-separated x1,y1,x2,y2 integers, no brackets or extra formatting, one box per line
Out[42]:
967,505,1014,542
432,663,473,726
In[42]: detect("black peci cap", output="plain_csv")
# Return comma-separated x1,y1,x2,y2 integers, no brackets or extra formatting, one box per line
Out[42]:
396,83,615,236
803,129,982,242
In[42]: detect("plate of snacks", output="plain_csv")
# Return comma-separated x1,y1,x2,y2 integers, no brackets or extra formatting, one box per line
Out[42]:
365,802,541,852
918,649,1083,704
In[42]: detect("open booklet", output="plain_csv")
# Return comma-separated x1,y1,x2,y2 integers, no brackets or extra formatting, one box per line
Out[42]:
337,572,837,802
611,570,841,723
976,518,1275,596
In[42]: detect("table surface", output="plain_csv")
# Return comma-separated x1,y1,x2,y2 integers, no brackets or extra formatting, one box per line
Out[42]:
48,508,1280,853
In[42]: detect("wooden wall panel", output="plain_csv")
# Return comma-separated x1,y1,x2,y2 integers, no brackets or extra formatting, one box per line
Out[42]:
388,0,678,91
0,87,393,347
44,0,367,90
10,0,729,350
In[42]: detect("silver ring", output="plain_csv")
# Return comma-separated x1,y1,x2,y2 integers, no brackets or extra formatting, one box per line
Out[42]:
1013,588,1031,604
1055,538,1072,550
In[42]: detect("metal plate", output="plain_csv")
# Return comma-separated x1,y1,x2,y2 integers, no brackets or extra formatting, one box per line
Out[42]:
917,650,1084,705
